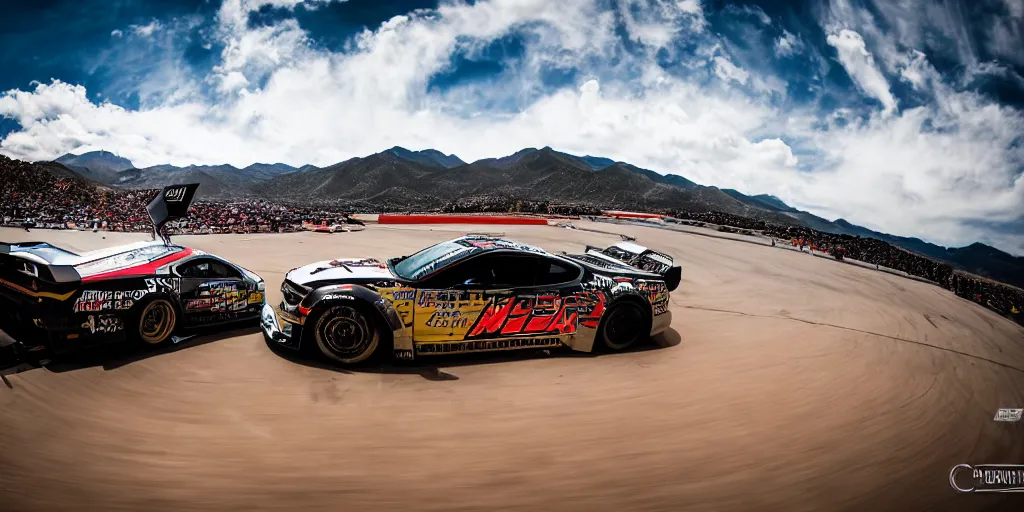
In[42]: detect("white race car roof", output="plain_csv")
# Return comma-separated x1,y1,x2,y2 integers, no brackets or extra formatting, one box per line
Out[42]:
9,241,202,279
612,241,649,254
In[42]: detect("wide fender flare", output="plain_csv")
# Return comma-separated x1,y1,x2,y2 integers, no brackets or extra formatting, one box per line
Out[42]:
300,284,404,334
603,281,658,325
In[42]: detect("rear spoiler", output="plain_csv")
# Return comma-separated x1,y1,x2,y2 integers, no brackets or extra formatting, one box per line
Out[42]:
0,243,81,284
585,242,682,292
148,183,199,244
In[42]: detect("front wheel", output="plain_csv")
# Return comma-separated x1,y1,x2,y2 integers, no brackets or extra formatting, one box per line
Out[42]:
596,301,648,352
312,304,380,364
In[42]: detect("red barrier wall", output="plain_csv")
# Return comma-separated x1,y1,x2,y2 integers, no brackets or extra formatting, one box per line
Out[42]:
377,215,549,225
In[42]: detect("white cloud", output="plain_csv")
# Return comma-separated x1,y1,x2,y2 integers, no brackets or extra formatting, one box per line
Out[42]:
0,0,1021,254
615,0,707,49
130,20,163,38
729,4,771,25
826,28,898,115
111,29,123,38
712,56,749,85
1005,0,1024,19
775,30,802,57
895,49,940,91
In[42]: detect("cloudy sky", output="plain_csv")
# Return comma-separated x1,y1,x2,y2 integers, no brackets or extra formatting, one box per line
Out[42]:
0,0,1022,253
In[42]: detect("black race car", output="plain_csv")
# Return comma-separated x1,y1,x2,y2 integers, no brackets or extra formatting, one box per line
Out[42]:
0,184,265,368
262,235,681,364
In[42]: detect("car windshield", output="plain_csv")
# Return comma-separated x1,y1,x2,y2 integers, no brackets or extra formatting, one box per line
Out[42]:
392,240,479,280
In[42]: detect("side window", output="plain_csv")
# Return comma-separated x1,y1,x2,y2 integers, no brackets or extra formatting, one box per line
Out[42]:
178,259,211,278
178,258,242,279
488,254,539,288
534,258,582,286
429,253,540,289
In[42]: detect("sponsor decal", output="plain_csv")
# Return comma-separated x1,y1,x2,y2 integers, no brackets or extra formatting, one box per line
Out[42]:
410,289,607,343
189,311,251,324
81,314,124,334
416,290,465,309
994,408,1023,422
321,293,355,301
951,464,1024,493
194,281,249,311
165,186,187,202
73,289,148,312
574,291,606,329
416,337,562,354
228,293,248,311
378,286,416,328
467,295,581,338
412,290,491,342
247,291,264,304
394,349,415,360
200,281,238,295
145,277,180,294
425,309,469,329
328,258,386,268
186,298,216,310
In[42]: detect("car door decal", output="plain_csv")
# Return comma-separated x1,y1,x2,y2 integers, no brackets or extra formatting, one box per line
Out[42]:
466,294,579,338
377,286,416,328
187,280,247,312
410,287,606,351
412,289,491,342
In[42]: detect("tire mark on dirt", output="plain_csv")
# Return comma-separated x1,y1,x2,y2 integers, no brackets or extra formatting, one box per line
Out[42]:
683,305,1024,375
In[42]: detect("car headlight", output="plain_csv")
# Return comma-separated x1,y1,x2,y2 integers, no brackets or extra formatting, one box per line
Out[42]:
257,279,265,291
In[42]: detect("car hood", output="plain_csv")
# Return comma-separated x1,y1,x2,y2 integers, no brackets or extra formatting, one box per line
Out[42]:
287,258,395,286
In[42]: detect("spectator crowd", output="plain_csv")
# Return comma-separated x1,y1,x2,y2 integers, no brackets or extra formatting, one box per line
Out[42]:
670,210,1022,326
1,156,361,234
2,154,1020,325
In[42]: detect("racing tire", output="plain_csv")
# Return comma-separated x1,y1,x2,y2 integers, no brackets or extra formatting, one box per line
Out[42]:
311,302,381,365
135,298,178,346
596,301,648,352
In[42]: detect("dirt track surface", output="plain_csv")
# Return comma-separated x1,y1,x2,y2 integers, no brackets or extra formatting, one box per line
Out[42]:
1,222,1023,511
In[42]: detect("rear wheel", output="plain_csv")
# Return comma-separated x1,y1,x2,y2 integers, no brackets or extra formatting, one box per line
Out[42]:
137,299,177,345
597,301,648,352
312,304,380,365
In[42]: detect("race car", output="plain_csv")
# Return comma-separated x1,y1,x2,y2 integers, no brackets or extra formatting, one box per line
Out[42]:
329,223,365,233
0,184,265,367
262,234,682,364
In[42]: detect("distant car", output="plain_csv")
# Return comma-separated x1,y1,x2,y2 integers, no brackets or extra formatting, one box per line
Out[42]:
0,184,265,367
262,235,681,364
329,223,365,233
303,219,366,233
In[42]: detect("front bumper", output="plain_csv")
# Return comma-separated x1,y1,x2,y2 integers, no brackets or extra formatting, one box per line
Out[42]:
261,303,302,350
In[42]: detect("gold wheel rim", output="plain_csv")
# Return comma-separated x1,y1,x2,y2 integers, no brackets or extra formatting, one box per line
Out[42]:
139,301,175,344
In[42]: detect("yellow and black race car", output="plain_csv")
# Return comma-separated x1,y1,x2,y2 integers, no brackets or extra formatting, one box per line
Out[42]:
262,235,681,364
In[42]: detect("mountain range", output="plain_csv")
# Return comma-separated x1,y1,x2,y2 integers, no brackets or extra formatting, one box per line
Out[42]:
45,146,1024,288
